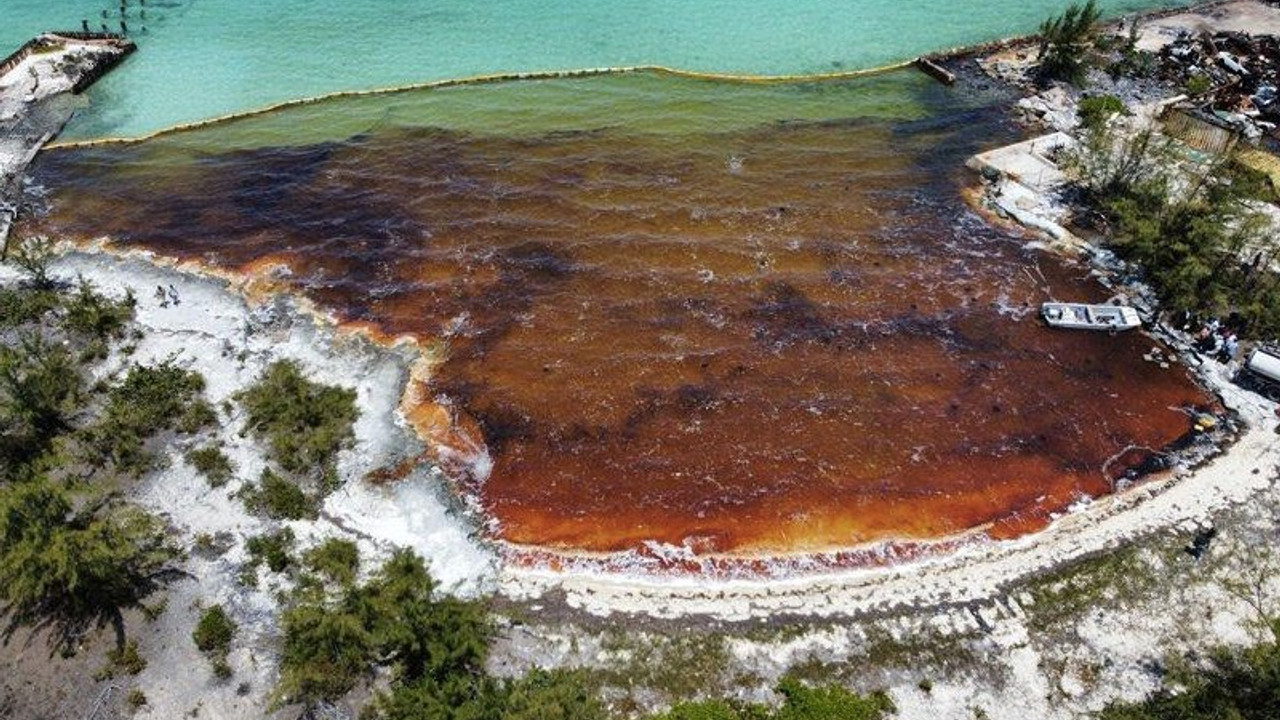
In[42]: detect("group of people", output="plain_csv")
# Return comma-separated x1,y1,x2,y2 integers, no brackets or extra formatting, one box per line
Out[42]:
1193,317,1240,363
154,283,180,308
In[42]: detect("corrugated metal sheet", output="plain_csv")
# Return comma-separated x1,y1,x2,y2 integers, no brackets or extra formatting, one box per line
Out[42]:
1163,109,1238,155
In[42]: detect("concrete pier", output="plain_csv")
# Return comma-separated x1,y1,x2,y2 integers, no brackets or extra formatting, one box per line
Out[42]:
0,33,134,251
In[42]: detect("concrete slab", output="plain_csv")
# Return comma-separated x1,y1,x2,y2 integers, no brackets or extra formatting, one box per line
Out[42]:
968,132,1075,192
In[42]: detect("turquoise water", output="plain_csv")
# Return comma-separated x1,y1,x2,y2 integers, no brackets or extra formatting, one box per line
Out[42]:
6,0,1189,140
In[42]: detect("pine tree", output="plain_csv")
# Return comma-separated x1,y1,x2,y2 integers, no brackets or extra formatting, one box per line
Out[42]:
1038,0,1102,85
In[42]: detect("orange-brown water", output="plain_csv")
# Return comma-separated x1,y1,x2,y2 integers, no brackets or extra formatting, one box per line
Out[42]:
24,78,1211,569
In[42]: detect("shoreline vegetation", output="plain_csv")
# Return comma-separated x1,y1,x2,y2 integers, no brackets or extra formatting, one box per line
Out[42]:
5,2,1280,719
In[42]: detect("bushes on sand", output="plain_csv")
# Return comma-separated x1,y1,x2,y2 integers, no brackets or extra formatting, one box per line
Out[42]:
302,537,359,586
278,549,493,711
193,603,237,677
0,478,175,643
192,604,237,654
0,333,82,476
63,276,135,341
1099,622,1280,719
1065,125,1280,336
240,468,318,520
236,360,358,478
245,528,296,576
186,444,234,487
92,359,216,475
1077,94,1126,129
651,678,894,720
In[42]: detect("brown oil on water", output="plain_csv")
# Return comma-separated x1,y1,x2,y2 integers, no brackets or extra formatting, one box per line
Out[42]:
26,74,1212,573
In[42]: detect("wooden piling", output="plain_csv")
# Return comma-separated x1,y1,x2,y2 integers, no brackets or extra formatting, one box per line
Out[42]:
914,56,956,85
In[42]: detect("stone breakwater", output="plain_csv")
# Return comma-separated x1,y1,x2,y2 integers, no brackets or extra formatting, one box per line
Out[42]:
0,33,133,248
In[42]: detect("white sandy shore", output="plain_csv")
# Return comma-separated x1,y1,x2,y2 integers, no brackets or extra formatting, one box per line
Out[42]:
8,10,1280,715
26,242,1279,631
1,249,498,718
500,364,1277,620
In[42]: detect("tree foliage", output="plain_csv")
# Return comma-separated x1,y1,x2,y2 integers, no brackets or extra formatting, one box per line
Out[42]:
8,236,57,291
1063,124,1280,335
302,537,359,586
0,478,174,643
236,360,358,478
246,528,296,575
0,265,186,650
278,548,491,708
90,359,216,475
499,669,608,720
1038,0,1102,85
1077,94,1127,130
0,334,82,477
62,276,135,341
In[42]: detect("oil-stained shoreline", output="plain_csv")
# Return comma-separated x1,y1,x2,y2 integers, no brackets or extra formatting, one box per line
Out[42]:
21,69,1215,571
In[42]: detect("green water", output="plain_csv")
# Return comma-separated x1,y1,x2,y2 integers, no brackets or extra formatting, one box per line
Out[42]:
130,70,946,153
5,0,1190,140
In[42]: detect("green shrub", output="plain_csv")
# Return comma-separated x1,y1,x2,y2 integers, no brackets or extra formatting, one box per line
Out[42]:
236,360,358,477
647,680,893,720
106,361,212,433
1099,625,1280,719
303,538,360,585
774,678,895,720
279,601,375,703
1077,94,1126,129
1186,73,1212,95
7,236,56,290
241,468,318,520
0,285,61,327
655,701,753,720
1037,0,1102,85
499,669,607,720
1064,125,1280,336
187,444,234,487
126,688,147,709
246,528,295,574
193,604,237,654
62,277,135,341
279,549,491,708
0,333,82,475
96,360,215,474
0,480,174,637
104,639,147,677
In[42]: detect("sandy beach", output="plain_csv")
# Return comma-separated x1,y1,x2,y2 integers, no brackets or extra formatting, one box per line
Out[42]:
6,4,1280,718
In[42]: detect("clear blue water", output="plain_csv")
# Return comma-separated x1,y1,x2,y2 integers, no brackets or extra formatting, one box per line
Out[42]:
6,0,1190,140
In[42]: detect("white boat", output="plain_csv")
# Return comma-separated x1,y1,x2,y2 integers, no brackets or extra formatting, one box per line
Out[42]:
1041,302,1141,331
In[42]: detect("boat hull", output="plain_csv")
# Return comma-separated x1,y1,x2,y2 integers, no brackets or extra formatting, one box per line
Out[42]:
1041,302,1141,331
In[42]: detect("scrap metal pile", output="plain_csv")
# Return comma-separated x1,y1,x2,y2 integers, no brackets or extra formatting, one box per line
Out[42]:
1158,31,1280,139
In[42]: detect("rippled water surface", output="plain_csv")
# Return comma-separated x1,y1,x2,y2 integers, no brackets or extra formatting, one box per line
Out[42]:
25,71,1211,568
5,0,1191,139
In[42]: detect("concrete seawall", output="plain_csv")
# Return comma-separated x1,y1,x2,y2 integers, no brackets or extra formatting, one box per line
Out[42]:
0,33,134,251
